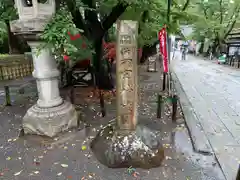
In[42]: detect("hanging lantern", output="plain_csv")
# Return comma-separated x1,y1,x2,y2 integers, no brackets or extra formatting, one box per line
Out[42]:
147,56,157,72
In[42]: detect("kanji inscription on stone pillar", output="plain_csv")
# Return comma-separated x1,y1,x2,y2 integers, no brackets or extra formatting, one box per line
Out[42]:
116,20,138,130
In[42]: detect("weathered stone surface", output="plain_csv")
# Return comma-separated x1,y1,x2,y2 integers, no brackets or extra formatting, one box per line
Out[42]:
10,18,49,33
90,122,164,169
116,20,138,130
23,101,78,137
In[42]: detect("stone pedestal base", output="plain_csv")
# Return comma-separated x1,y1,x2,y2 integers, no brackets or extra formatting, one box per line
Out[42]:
23,101,78,137
90,122,164,169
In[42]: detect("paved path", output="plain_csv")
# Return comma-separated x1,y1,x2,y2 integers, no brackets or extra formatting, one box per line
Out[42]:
172,52,240,180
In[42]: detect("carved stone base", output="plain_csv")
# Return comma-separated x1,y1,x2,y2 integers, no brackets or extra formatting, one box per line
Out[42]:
90,122,165,169
22,101,78,137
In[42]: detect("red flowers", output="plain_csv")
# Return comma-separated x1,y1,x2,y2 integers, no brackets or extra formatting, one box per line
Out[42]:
103,41,116,61
68,32,81,41
67,31,87,49
63,55,69,62
103,40,143,62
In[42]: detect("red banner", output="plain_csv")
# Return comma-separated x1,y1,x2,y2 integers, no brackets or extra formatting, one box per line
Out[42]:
158,27,168,73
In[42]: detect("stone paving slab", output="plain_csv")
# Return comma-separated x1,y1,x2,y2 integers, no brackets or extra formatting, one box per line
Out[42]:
172,52,240,180
171,70,212,154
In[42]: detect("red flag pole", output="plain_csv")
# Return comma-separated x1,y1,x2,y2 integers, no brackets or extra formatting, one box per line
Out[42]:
165,29,171,95
158,26,168,91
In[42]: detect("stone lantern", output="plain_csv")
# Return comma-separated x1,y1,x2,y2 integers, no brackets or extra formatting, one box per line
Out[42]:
10,0,78,137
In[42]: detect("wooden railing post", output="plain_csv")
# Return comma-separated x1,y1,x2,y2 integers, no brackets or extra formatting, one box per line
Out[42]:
4,86,11,106
172,95,178,121
157,94,162,118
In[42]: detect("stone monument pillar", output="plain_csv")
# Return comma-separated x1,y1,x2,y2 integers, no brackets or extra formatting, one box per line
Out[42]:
10,0,78,137
116,20,138,130
91,20,164,169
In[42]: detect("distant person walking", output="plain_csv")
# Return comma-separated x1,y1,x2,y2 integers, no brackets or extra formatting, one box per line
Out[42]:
172,41,178,60
181,41,189,60
195,42,201,56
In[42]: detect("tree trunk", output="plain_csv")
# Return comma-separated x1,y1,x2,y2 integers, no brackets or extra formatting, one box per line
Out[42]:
67,1,128,90
140,42,158,63
94,37,114,90
6,21,21,54
66,0,90,38
104,31,110,42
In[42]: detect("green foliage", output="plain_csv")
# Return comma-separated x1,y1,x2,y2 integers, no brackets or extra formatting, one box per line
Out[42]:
65,33,94,63
135,0,193,46
0,0,17,21
0,0,194,57
41,8,93,65
0,21,7,44
0,0,17,51
190,0,240,42
41,8,77,54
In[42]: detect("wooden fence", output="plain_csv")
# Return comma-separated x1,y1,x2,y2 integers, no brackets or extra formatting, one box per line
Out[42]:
0,54,33,80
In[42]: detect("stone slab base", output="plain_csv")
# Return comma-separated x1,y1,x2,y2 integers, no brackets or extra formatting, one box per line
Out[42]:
171,71,212,154
90,122,165,169
22,101,78,137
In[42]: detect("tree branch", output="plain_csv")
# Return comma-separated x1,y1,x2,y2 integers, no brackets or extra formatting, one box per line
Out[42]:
202,5,208,19
67,1,128,40
101,2,129,34
219,0,223,24
224,20,237,39
86,2,129,40
172,0,181,10
66,0,90,37
82,0,99,25
224,6,240,39
182,0,190,11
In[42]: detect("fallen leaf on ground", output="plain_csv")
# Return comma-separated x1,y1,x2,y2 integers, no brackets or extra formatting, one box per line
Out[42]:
82,145,87,150
61,164,68,168
14,170,23,176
